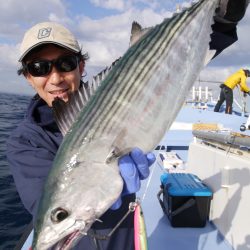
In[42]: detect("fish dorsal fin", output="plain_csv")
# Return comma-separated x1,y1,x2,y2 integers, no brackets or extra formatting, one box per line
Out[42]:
131,21,142,34
129,21,152,47
52,59,120,136
89,58,120,95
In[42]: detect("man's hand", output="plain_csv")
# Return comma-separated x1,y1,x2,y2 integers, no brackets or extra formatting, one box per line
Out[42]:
215,0,249,24
110,148,156,210
210,0,249,57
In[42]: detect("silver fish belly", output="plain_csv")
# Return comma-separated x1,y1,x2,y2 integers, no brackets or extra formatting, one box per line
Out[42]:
32,0,219,249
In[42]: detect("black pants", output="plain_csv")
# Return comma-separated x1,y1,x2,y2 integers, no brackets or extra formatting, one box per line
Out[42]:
214,85,233,114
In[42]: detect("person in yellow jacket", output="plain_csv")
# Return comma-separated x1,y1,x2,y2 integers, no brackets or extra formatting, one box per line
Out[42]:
214,69,250,114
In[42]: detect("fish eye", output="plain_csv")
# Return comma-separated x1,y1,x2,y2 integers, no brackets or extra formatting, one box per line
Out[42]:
51,207,69,223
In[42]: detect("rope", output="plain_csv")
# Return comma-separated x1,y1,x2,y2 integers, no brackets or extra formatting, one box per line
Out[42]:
141,160,157,203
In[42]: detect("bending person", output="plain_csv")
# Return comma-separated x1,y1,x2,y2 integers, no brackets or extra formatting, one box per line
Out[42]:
214,69,250,114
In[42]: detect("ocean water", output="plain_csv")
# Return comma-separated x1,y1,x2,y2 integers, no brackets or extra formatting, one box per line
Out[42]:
0,92,32,250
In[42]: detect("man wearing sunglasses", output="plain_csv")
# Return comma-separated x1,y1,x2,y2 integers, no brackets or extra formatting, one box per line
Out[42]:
7,21,156,250
6,0,249,249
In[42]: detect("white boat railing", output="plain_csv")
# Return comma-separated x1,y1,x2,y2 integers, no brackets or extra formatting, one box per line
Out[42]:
189,80,249,115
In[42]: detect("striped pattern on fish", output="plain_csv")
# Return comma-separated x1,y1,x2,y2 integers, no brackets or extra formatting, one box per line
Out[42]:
65,0,218,152
32,0,219,249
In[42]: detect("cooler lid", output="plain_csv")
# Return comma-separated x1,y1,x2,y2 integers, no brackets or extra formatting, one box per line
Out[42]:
161,173,212,197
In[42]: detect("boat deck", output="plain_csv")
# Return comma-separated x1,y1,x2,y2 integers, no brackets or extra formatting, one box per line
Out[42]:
137,105,250,250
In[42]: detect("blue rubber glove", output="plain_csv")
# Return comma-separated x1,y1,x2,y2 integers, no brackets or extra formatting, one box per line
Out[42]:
111,147,156,210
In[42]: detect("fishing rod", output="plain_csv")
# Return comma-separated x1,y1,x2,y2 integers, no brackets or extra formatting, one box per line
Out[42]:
195,79,224,84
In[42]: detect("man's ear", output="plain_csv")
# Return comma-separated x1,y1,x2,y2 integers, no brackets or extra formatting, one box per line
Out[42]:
79,60,85,76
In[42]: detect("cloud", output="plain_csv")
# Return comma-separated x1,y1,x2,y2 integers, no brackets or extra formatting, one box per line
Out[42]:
0,0,250,96
89,0,127,11
76,7,169,69
88,0,174,12
0,44,19,68
0,0,67,42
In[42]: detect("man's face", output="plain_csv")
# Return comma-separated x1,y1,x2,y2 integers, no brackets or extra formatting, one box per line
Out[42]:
25,44,84,106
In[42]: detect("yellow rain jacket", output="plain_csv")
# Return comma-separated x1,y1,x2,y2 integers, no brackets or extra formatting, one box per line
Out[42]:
224,69,250,92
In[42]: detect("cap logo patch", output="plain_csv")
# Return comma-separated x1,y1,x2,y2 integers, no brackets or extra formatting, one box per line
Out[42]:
38,27,52,39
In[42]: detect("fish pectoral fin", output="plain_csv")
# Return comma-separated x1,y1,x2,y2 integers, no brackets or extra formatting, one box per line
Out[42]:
105,147,132,164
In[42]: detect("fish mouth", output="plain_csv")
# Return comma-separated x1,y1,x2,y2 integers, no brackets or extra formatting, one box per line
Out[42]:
54,230,82,250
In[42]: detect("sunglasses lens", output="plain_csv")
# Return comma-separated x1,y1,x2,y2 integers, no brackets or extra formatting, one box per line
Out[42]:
56,56,78,72
27,61,51,77
26,55,78,77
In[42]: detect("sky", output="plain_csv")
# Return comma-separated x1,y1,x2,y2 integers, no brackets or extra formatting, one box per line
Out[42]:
0,0,250,97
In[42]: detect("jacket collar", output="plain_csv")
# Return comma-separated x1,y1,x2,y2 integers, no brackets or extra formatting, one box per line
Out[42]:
26,94,59,132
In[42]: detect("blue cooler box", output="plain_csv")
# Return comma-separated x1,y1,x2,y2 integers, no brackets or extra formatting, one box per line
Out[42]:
158,173,213,227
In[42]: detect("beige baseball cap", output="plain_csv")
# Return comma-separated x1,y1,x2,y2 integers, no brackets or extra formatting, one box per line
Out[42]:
19,22,81,62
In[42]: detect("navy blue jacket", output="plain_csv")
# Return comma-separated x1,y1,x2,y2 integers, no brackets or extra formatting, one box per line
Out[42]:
7,95,135,250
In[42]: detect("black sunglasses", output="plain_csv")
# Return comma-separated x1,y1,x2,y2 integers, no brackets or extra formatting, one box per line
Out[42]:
24,55,79,77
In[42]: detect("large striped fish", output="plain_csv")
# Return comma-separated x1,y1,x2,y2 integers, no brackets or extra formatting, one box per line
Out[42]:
32,0,219,249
